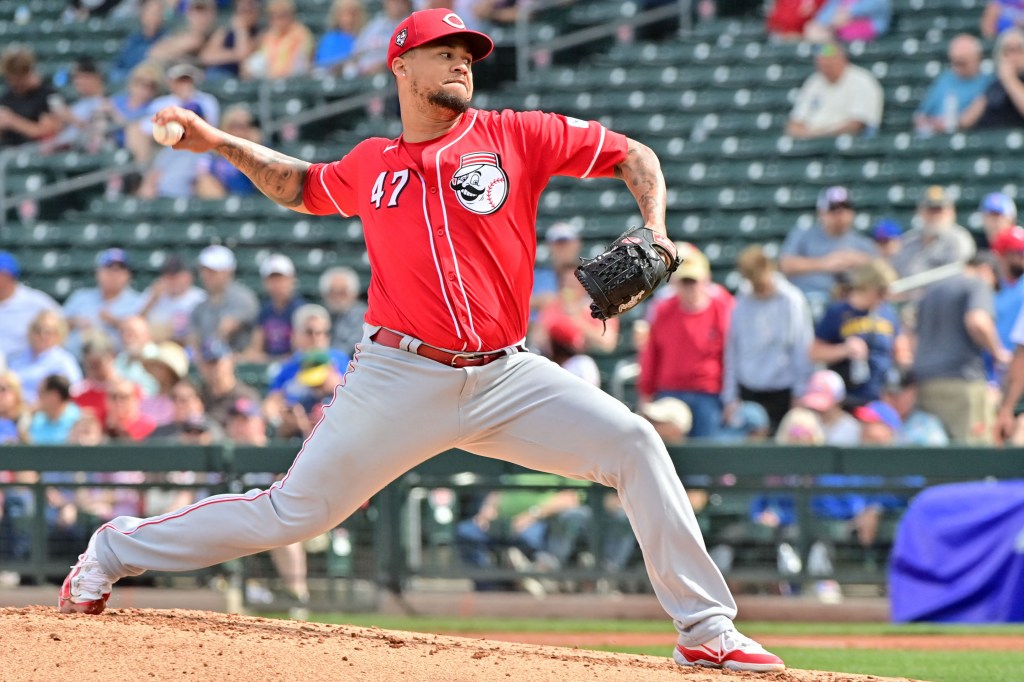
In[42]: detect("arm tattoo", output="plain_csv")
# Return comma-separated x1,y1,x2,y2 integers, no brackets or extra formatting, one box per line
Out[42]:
614,138,668,232
216,137,311,209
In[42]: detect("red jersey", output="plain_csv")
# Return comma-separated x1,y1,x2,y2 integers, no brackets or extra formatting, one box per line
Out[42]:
302,108,628,352
638,291,734,397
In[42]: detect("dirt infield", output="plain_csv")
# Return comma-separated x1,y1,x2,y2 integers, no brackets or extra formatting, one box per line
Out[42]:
1,606,919,682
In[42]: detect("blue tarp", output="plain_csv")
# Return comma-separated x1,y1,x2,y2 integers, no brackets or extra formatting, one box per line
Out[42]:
889,480,1024,622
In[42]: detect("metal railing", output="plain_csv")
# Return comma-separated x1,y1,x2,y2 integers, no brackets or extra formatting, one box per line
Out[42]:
3,443,1020,603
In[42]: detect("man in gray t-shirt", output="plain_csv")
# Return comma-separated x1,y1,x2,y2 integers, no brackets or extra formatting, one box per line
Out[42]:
891,185,976,281
188,245,259,353
779,186,875,314
913,255,1009,444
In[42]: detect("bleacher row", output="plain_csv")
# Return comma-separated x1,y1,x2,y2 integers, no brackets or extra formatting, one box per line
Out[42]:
0,0,1013,306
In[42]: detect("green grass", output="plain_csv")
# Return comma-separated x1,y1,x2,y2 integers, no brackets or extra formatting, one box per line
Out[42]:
280,615,1024,682
597,646,1024,682
297,613,1024,637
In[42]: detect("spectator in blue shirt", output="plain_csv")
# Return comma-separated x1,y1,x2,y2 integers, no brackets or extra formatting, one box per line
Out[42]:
28,375,82,444
315,0,366,73
992,226,1024,350
7,310,83,406
244,254,307,362
982,0,1024,38
811,260,909,409
264,304,348,425
195,105,258,198
109,0,167,85
915,34,993,136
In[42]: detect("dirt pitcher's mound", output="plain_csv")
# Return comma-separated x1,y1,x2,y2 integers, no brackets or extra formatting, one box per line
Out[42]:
1,606,914,682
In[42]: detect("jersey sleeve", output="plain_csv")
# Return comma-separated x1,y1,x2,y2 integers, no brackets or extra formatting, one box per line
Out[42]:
302,153,360,217
515,110,628,180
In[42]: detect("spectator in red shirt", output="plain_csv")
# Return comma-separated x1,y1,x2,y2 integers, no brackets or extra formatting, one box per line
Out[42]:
767,0,827,41
638,247,734,439
103,377,156,441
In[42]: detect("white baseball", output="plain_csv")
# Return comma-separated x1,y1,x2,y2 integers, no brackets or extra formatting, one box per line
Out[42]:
152,121,185,146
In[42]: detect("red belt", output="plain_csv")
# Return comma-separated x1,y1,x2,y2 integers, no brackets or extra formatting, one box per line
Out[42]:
371,329,525,368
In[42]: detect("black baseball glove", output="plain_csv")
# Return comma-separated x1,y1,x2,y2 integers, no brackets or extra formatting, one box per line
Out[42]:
574,227,681,321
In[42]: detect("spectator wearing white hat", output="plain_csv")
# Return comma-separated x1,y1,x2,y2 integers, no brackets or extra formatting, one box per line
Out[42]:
188,245,259,354
243,254,307,362
639,397,693,445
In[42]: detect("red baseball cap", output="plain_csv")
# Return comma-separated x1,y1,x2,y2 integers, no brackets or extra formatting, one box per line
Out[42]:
387,9,494,68
992,226,1024,254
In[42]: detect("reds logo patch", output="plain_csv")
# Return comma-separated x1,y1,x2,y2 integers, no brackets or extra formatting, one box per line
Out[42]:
443,13,466,29
395,28,407,48
449,152,509,215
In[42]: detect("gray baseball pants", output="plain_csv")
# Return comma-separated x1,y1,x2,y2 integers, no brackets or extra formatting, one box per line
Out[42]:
90,326,736,645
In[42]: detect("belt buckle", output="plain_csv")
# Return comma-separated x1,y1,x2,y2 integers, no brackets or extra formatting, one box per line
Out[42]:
449,352,481,367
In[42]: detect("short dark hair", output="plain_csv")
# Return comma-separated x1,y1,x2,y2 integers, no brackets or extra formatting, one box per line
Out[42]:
40,374,71,401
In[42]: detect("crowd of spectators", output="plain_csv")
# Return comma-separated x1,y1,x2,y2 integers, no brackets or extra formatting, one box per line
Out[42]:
630,182,1023,450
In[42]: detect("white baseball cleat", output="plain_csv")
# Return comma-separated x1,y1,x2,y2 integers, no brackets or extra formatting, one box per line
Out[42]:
674,628,785,672
59,553,114,615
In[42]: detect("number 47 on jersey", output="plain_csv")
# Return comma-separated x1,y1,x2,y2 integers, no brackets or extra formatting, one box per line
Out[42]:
371,170,410,209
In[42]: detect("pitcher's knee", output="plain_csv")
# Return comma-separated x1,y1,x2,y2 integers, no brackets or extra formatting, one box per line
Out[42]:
260,489,333,545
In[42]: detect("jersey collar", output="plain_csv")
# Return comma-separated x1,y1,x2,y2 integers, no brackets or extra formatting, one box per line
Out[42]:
393,109,477,170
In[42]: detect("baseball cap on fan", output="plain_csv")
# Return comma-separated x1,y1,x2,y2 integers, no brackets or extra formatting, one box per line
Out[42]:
992,226,1024,254
259,253,295,278
981,192,1017,217
387,9,494,67
816,186,853,212
799,370,846,412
